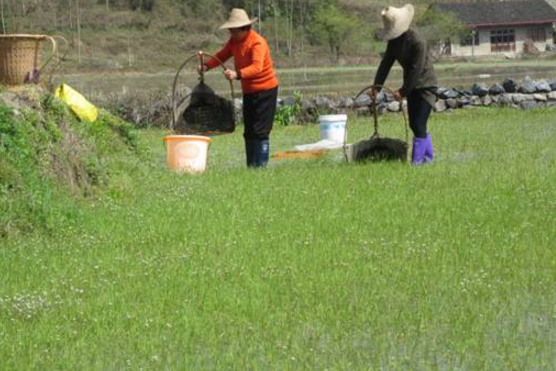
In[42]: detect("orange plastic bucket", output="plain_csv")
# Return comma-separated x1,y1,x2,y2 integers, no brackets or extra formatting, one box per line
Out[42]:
163,135,211,173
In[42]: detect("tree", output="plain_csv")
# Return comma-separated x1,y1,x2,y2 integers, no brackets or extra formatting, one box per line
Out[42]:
1,0,6,34
76,0,81,64
129,0,157,12
416,7,466,56
0,0,40,33
308,1,362,62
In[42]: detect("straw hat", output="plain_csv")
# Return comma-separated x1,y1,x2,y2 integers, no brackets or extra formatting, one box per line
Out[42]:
219,8,258,30
379,4,415,41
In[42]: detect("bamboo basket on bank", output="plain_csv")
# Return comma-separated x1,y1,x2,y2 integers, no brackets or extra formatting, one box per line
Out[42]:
0,34,57,86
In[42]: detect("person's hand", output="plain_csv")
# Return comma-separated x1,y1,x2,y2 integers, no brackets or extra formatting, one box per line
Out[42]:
197,64,207,75
393,90,403,101
224,69,238,81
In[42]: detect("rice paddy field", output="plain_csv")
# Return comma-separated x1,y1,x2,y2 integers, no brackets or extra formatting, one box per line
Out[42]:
58,59,556,98
1,108,556,370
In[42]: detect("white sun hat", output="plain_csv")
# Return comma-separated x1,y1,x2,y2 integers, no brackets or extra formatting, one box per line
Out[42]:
379,4,415,41
219,8,258,30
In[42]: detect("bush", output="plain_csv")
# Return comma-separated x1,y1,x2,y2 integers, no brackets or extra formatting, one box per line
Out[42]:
275,91,303,127
129,0,156,11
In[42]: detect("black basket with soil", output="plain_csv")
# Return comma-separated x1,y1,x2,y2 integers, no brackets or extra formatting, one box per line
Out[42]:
346,85,408,163
172,52,235,136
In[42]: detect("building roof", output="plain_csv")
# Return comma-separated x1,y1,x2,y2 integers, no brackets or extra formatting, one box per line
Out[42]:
433,0,556,27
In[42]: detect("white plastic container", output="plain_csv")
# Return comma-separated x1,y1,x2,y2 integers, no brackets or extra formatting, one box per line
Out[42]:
318,114,347,144
163,135,211,174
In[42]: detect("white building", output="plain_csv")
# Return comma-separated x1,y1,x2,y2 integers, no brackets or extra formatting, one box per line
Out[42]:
433,0,556,57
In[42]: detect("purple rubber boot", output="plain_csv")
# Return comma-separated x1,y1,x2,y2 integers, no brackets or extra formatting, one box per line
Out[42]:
411,137,427,166
424,133,434,163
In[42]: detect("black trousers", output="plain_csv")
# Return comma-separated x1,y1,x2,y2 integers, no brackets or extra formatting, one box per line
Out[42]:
243,86,279,141
407,90,433,139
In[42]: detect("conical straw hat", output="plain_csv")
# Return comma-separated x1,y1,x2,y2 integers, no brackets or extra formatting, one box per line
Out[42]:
379,4,414,41
220,8,258,30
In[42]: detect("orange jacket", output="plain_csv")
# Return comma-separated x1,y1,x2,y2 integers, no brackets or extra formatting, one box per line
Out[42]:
206,30,279,94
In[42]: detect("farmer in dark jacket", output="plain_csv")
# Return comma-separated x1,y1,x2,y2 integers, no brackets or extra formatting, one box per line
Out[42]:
373,4,437,165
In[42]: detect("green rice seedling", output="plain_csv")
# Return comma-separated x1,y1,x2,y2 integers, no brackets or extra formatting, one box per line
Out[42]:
1,108,555,370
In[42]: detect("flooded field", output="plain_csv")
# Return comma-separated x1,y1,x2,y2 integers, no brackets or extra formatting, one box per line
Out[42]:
56,59,556,99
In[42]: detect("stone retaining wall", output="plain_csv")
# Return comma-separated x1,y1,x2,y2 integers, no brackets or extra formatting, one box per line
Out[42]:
274,76,556,121
102,76,556,127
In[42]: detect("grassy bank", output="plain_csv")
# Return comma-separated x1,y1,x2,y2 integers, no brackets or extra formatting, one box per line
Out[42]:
0,88,138,237
1,108,555,369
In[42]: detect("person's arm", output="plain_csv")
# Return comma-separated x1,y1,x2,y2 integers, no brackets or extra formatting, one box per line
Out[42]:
237,41,265,80
205,42,233,70
373,42,395,91
399,36,427,97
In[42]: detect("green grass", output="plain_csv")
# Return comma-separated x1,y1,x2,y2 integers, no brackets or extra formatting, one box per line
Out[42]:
1,108,556,370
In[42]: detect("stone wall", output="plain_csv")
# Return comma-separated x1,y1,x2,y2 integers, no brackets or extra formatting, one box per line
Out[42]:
275,76,556,123
103,76,556,127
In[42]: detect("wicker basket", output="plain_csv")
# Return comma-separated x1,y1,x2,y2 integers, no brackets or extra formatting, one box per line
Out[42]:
0,34,56,86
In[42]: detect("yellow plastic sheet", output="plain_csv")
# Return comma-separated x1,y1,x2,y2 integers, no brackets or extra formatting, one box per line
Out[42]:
55,83,98,122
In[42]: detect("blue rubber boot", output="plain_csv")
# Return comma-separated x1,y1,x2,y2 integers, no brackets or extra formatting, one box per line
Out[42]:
411,137,427,166
245,139,270,168
245,139,256,167
424,134,434,163
254,140,270,168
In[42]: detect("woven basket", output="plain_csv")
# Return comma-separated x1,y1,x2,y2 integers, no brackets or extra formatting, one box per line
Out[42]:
0,34,56,86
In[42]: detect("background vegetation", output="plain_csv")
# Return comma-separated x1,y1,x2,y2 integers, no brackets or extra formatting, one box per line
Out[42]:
0,0,468,70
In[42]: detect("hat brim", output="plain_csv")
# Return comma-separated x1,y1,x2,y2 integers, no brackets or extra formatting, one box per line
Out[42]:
380,26,409,41
219,17,258,30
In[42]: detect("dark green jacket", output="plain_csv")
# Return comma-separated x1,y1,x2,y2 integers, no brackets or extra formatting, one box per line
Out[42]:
373,29,437,105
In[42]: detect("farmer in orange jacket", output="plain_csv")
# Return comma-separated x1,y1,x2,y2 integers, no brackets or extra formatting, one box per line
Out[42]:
202,8,279,168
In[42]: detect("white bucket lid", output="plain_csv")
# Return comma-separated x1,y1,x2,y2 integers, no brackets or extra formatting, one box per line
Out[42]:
164,135,212,143
318,114,348,122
